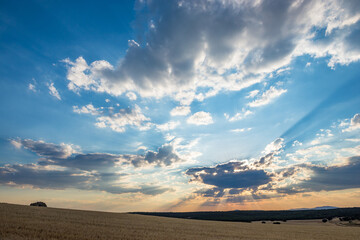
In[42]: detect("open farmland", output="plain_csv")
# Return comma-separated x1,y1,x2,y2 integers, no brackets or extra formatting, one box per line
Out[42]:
1,203,360,240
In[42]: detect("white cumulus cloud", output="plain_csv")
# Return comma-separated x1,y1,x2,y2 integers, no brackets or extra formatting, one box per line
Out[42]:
187,111,213,125
342,113,360,132
170,106,191,116
61,0,360,105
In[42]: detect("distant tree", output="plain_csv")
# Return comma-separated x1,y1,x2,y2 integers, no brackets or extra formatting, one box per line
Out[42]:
341,216,352,221
322,218,327,223
30,202,47,207
327,217,333,221
273,222,281,224
261,221,266,224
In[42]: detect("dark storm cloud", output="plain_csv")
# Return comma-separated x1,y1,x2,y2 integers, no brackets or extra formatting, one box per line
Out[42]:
186,161,272,189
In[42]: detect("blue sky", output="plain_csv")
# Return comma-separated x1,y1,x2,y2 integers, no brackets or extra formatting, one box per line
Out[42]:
1,0,360,212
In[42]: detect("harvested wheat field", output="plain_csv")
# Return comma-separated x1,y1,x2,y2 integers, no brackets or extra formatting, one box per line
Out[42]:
1,203,359,240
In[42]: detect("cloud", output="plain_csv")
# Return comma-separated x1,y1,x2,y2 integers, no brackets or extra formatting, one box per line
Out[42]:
62,0,360,104
95,105,151,132
48,82,61,100
126,92,137,101
263,138,284,155
0,164,91,190
247,86,287,107
225,109,253,122
298,156,360,191
186,138,285,191
226,193,275,203
28,83,36,92
11,139,78,159
156,121,180,131
144,145,180,166
246,90,259,98
186,161,272,189
1,138,183,195
38,153,120,172
230,128,252,133
170,106,191,116
292,140,303,147
274,156,360,194
73,104,152,132
127,144,182,167
73,104,99,115
0,163,169,195
196,188,225,198
184,114,360,205
187,111,213,125
28,78,37,92
342,113,360,132
16,138,183,169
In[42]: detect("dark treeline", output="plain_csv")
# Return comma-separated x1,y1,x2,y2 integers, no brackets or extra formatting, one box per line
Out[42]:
131,208,360,222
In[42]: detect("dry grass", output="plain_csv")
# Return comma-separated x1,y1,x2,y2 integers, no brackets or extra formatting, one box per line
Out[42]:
1,203,359,240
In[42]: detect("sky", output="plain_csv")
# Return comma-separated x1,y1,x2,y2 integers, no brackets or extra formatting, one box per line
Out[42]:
0,0,360,212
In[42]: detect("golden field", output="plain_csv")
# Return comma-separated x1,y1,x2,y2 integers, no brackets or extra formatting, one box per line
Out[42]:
0,203,359,240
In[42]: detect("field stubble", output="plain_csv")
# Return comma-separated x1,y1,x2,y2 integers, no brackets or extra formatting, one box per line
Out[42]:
1,203,359,240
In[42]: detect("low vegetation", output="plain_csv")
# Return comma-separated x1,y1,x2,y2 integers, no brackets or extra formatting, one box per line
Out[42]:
133,207,360,222
1,203,360,240
29,202,47,207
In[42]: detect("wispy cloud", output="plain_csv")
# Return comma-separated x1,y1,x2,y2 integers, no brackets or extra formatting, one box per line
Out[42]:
247,86,287,107
246,90,259,99
48,82,61,100
28,83,36,92
230,128,252,133
156,121,180,131
225,109,253,122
